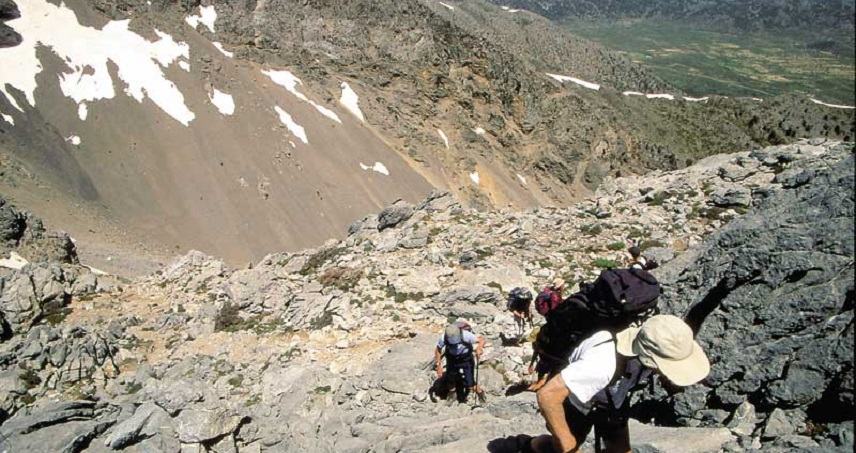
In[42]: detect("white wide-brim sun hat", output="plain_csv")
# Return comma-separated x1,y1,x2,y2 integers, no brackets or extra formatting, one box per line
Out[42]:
616,314,710,387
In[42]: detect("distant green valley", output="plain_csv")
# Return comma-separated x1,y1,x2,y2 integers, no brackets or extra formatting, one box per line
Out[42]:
565,19,855,104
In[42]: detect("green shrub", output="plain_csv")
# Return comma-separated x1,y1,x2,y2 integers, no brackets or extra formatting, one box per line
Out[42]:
592,258,619,269
647,191,670,206
581,223,603,236
607,241,626,251
300,247,347,276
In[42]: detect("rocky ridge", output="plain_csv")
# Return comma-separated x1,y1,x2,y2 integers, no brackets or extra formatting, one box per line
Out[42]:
0,139,851,452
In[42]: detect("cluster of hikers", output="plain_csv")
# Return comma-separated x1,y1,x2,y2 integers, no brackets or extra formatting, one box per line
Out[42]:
431,245,710,453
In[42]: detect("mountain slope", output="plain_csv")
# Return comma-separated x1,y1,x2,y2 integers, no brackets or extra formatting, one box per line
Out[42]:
0,0,853,268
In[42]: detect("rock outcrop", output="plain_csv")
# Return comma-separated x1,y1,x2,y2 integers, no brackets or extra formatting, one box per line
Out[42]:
0,196,78,265
654,144,854,450
0,0,21,48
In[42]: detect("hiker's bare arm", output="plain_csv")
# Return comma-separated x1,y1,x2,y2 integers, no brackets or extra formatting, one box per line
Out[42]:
475,336,486,357
536,375,578,453
434,347,444,377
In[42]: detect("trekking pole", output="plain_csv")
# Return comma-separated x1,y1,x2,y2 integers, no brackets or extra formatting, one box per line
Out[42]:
474,353,486,403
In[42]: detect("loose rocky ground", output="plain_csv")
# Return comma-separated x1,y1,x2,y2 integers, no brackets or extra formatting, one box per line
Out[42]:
0,139,852,452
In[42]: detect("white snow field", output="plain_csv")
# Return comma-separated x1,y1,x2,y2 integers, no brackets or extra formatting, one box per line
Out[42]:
359,162,390,176
810,98,855,110
340,82,366,122
437,129,450,148
263,70,342,123
546,73,601,91
0,0,195,125
185,5,217,33
274,106,309,144
209,88,235,116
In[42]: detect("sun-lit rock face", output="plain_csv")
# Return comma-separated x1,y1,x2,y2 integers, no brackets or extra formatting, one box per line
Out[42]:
0,140,851,452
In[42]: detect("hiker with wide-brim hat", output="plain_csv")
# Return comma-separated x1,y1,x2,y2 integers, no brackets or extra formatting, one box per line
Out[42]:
524,315,710,453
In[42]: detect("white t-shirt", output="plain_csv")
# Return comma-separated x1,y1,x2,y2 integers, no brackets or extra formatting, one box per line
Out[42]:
559,330,617,413
437,330,477,357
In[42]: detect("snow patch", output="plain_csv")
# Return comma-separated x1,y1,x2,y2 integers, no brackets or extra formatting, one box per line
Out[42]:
645,94,675,100
622,91,645,97
83,265,109,276
359,162,390,176
469,171,480,185
473,127,486,135
0,0,195,125
209,88,235,116
810,98,856,110
262,69,342,123
683,96,709,102
274,106,308,144
500,6,522,12
339,82,365,122
438,2,455,10
750,97,764,102
77,102,88,121
0,252,28,270
437,129,450,148
516,173,527,185
1,113,12,125
185,5,217,33
212,42,233,58
178,61,191,72
66,135,81,145
546,73,600,91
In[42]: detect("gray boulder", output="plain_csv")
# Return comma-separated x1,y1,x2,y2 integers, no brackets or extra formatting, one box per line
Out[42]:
377,200,414,231
174,407,245,443
656,152,854,445
710,186,752,207
0,400,119,452
0,197,78,264
103,402,174,449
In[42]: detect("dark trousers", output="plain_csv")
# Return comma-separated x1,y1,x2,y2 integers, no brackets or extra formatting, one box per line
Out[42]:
563,400,630,452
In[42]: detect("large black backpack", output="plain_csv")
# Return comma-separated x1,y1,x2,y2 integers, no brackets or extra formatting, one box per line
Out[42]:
536,268,660,371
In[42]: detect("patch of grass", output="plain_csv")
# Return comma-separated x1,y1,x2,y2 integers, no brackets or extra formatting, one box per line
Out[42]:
42,306,72,326
475,247,494,259
126,382,143,394
639,239,667,251
20,368,41,390
214,301,243,332
486,281,503,292
300,247,347,276
606,241,626,251
245,394,262,407
580,223,603,236
647,191,670,206
228,374,244,388
592,258,619,269
314,385,332,395
215,303,281,334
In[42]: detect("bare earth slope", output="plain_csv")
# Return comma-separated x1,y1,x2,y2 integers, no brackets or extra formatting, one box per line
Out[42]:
0,0,853,268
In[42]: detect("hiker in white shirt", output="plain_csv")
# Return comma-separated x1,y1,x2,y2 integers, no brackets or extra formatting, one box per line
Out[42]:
527,315,710,453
